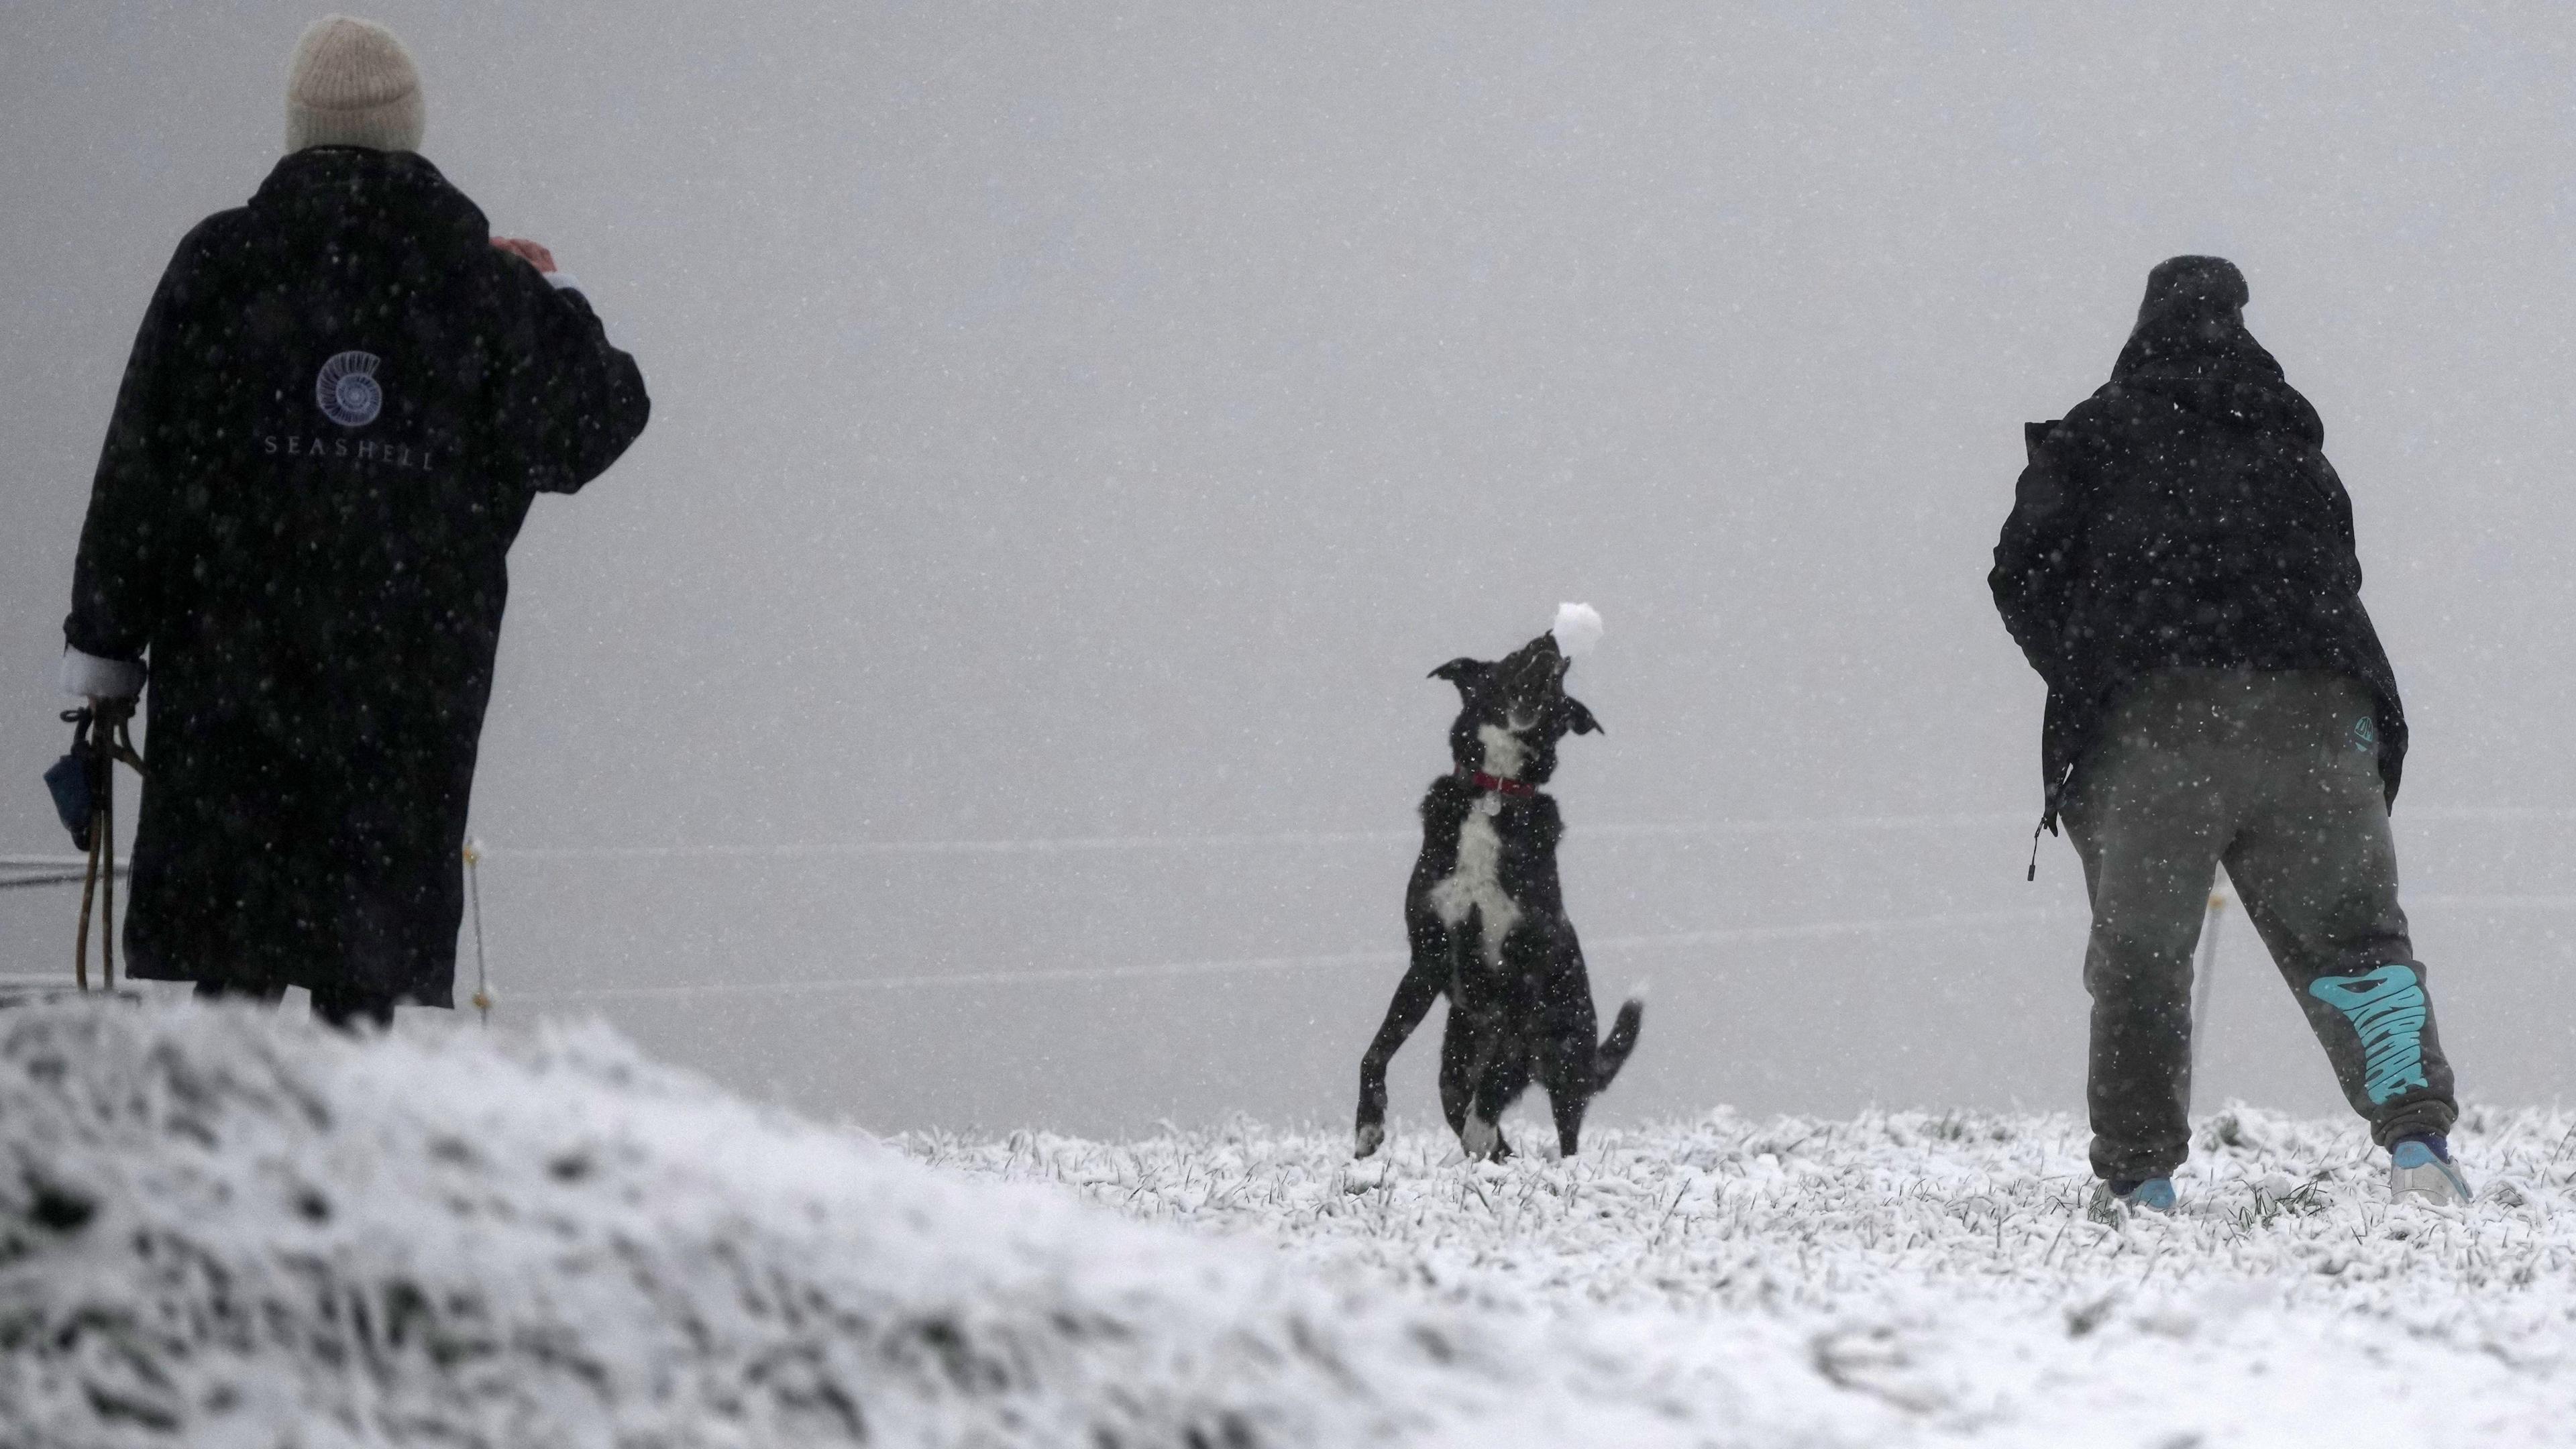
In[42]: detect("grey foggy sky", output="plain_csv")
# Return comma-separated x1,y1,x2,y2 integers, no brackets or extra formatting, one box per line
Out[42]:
7,3,2576,1134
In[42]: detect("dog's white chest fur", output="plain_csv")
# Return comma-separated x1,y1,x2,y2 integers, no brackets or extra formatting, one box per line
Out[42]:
1474,723,1528,780
1430,805,1521,966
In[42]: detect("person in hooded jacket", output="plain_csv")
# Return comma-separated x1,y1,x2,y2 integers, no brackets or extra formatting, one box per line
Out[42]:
56,15,649,1028
1992,256,2469,1212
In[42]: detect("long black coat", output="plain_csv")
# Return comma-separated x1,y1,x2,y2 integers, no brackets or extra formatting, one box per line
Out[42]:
1990,311,2403,828
65,148,649,1004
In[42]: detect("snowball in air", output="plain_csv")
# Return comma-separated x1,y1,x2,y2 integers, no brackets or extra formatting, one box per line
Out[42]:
1552,602,1604,658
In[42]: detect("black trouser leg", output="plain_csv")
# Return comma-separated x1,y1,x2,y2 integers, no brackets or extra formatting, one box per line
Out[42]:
194,980,288,1007
310,986,396,1033
2220,698,2455,1147
2064,737,2227,1185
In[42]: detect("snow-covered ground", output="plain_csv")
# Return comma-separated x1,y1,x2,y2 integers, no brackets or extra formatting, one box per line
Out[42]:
912,1107,2576,1446
5,1000,2571,1446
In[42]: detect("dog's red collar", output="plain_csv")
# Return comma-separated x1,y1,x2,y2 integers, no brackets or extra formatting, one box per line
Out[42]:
1464,769,1538,798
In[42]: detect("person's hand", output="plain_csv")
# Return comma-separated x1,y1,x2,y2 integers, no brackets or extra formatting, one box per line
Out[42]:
490,236,559,274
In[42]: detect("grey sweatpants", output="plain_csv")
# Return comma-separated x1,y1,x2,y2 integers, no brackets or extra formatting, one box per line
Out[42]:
2063,668,2456,1182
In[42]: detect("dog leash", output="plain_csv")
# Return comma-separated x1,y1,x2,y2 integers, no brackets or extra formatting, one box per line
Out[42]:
464,839,492,1026
64,701,144,992
2025,762,2075,881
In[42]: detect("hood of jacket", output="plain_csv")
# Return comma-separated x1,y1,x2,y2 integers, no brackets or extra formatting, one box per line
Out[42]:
248,146,489,254
2102,312,2324,449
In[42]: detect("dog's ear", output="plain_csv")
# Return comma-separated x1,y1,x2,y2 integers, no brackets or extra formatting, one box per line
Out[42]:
1428,658,1490,698
1559,696,1603,736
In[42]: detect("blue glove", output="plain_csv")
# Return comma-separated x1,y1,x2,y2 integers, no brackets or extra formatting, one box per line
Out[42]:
44,749,93,851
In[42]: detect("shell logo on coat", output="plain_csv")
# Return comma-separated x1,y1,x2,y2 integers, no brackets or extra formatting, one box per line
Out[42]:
315,351,384,428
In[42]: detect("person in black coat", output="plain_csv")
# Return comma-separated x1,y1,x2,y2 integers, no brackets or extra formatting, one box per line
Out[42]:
56,16,649,1028
1991,257,2467,1210
1993,256,2406,830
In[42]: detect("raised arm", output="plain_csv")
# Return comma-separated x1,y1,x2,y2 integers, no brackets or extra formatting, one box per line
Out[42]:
483,247,650,495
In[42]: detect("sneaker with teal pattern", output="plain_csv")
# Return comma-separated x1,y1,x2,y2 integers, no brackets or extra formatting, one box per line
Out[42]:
2390,1135,2471,1206
2088,1175,2177,1220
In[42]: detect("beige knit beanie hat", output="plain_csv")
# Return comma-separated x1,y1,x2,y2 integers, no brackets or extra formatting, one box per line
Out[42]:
284,15,424,154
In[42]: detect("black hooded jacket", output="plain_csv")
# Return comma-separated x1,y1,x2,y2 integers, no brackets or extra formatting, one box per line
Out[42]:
1990,260,2404,828
64,147,649,1003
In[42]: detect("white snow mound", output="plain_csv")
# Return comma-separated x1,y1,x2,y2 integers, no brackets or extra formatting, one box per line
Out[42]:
1550,601,1602,658
0,1002,1792,1448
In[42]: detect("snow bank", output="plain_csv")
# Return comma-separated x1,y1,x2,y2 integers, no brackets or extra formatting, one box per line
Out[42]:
0,1002,1821,1448
915,1107,2576,1446
13,1000,2571,1446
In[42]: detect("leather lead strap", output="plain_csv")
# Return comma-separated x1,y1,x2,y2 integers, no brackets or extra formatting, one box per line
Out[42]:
74,802,98,991
99,765,115,991
70,702,144,991
2027,763,2076,883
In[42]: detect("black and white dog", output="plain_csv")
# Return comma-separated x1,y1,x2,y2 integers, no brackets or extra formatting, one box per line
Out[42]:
1354,606,1642,1162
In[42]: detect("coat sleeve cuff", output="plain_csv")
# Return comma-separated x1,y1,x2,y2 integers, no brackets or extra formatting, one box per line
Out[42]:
59,647,144,700
545,271,583,292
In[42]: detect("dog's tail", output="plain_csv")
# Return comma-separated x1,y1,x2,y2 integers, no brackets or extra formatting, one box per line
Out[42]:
1593,994,1644,1091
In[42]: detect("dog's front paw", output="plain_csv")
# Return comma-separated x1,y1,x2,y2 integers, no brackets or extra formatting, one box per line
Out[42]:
1460,1114,1501,1162
1353,1122,1386,1159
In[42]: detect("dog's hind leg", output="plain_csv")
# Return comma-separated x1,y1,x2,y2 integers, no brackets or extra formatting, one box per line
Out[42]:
1436,1004,1477,1141
1538,1021,1598,1157
1534,926,1623,1157
1546,1083,1587,1159
1355,910,1450,1159
1542,1000,1644,1156
1465,1048,1530,1162
1441,1004,1521,1161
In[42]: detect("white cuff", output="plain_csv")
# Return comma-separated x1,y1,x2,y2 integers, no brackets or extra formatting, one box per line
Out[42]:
545,271,583,292
58,647,144,700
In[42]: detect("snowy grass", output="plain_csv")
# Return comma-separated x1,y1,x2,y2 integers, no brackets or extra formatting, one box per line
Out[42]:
905,1106,2576,1445
7,1000,2573,1446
